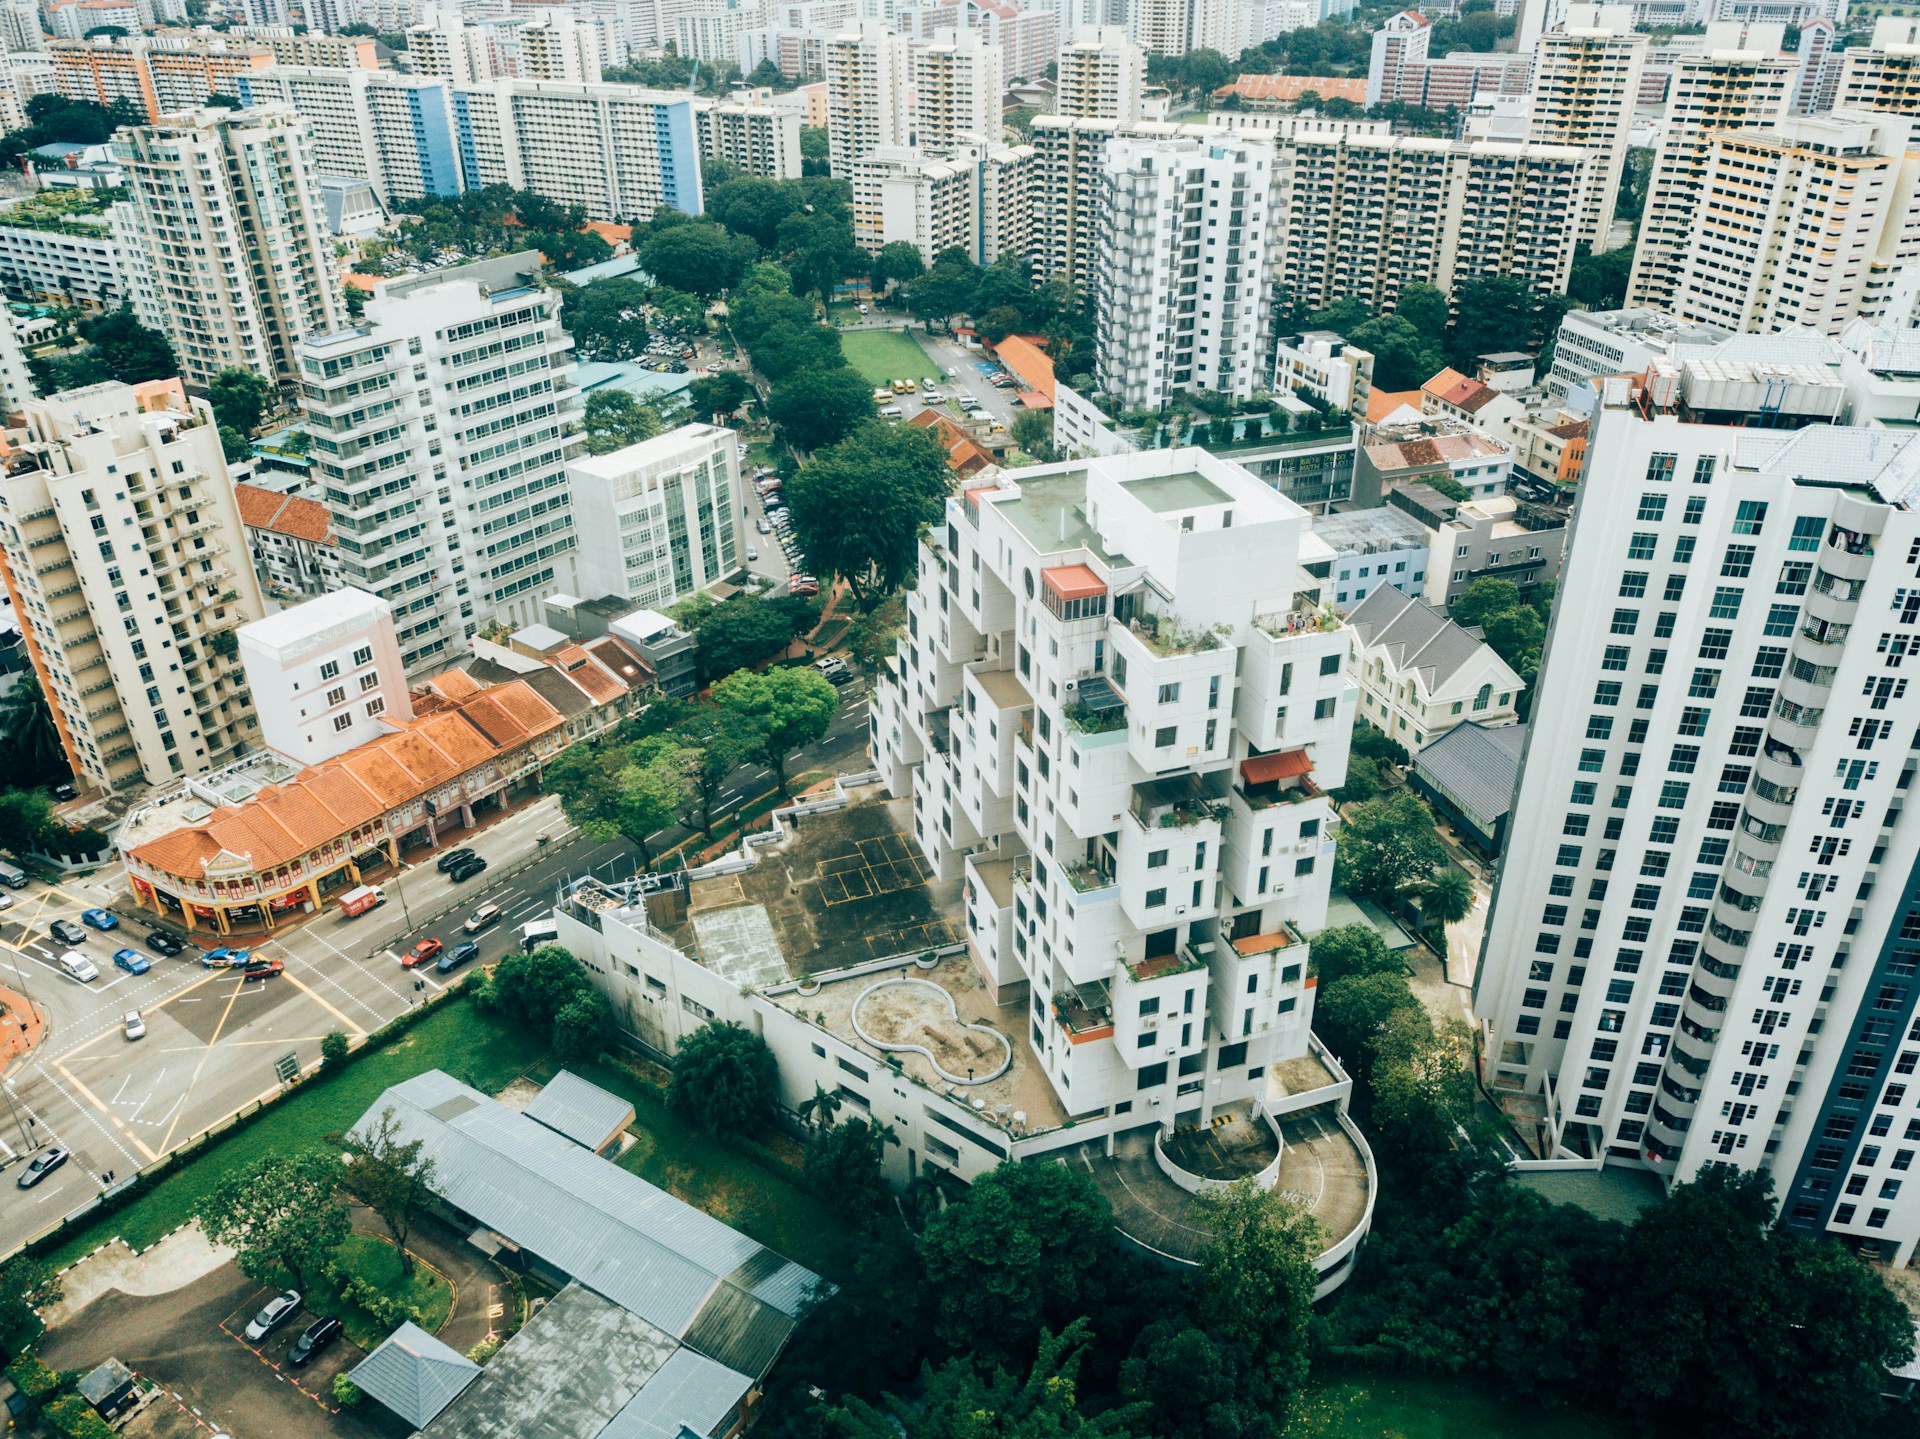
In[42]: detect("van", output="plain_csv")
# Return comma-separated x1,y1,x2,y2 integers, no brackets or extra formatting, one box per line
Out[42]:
891,378,914,394
878,405,902,418
0,861,27,889
520,916,559,953
339,884,385,917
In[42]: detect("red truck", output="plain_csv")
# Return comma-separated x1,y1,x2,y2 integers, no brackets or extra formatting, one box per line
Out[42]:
339,885,385,918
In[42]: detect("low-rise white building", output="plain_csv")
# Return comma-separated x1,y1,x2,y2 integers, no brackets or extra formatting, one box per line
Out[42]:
1272,330,1375,416
566,423,744,611
1312,506,1430,611
1344,584,1523,748
237,588,412,765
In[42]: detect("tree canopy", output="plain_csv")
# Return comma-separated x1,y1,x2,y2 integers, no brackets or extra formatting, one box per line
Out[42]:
767,365,874,453
668,1020,779,1140
1333,790,1447,905
196,1152,349,1291
637,221,757,299
710,665,838,794
785,421,950,606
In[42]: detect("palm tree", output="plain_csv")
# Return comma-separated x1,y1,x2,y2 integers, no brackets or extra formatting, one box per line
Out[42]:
1423,867,1475,943
0,675,63,784
796,1083,843,1131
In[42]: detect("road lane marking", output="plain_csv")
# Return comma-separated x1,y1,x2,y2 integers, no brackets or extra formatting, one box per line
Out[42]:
278,970,360,1035
49,1058,151,1163
158,972,249,1153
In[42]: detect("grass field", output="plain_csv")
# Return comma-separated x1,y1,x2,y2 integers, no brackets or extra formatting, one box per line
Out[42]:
1285,1374,1627,1439
43,995,548,1268
310,1233,456,1349
539,1052,864,1283
839,329,940,389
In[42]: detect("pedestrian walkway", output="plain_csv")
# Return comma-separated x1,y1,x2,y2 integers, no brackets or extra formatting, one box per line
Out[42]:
0,983,43,1078
43,1224,234,1326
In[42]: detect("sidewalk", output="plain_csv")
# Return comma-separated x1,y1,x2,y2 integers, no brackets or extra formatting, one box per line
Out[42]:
0,984,43,1079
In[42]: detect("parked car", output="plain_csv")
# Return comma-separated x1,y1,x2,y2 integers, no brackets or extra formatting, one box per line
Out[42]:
464,904,503,933
201,947,252,969
242,959,285,980
437,941,480,975
435,848,476,874
0,894,14,912
144,929,186,957
746,546,759,561
756,518,772,534
288,1316,342,1366
403,938,443,969
50,782,76,802
80,908,117,932
448,856,489,882
16,1146,67,1189
789,579,819,597
57,951,97,982
111,948,150,975
48,918,85,946
244,1290,302,1342
123,1010,145,1041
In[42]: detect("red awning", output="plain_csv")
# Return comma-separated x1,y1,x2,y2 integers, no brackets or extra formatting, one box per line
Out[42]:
1042,564,1106,601
1240,750,1312,784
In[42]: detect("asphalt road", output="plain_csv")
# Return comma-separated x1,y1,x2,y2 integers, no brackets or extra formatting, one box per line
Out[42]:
0,680,873,1253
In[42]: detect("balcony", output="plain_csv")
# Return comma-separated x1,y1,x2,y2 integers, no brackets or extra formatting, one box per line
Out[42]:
1254,597,1342,639
1123,944,1209,984
1226,922,1308,960
1065,860,1118,896
1054,980,1114,1043
1236,749,1319,809
1130,772,1230,831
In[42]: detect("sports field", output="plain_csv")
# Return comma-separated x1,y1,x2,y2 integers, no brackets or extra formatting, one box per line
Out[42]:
840,329,941,388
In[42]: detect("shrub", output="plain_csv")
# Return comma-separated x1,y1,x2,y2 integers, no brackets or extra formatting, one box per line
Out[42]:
332,1374,363,1408
44,1395,114,1439
466,1334,502,1364
320,1030,350,1071
5,1354,57,1400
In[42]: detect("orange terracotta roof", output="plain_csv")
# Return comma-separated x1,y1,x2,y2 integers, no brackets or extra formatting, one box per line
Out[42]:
1042,564,1105,601
1241,749,1312,785
1366,389,1422,424
345,272,382,292
1215,73,1370,103
552,645,626,706
234,484,333,545
908,410,993,476
129,677,565,880
425,669,484,703
583,635,651,683
993,335,1055,404
1421,367,1468,398
584,220,632,247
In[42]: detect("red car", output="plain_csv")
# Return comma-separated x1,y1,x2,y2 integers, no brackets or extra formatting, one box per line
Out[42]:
241,958,284,980
402,938,443,969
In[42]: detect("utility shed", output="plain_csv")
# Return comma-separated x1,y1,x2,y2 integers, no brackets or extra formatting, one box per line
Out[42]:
347,1321,481,1429
523,1069,636,1155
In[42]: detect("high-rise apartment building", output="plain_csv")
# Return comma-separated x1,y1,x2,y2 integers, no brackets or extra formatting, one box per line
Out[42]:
112,107,347,391
673,0,769,64
1096,133,1276,412
1665,113,1920,336
567,423,744,609
1474,342,1920,1264
50,35,276,120
869,448,1353,1163
825,22,910,176
297,254,583,675
1837,18,1920,114
1366,9,1431,105
691,92,804,178
1792,18,1845,115
0,383,266,794
1525,5,1646,252
1627,25,1796,312
912,26,1002,154
850,140,1033,264
1126,0,1190,55
238,67,465,205
1273,133,1588,316
451,80,703,222
1055,26,1144,121
409,9,607,82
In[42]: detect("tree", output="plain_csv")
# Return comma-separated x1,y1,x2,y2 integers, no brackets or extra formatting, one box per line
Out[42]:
553,988,617,1060
1010,406,1054,460
637,222,755,299
796,1082,844,1130
0,1257,59,1350
1567,241,1635,312
341,1105,436,1278
208,367,273,436
559,275,651,359
785,421,949,606
543,737,690,866
799,125,829,176
651,286,709,334
668,1020,778,1140
0,788,56,857
668,708,757,840
906,248,981,331
1334,791,1447,904
583,389,663,455
1314,970,1421,1085
1451,577,1523,630
1120,1321,1269,1439
0,674,65,786
1394,282,1451,344
1422,867,1474,935
752,320,845,383
1188,1179,1322,1417
767,364,874,453
870,241,925,297
1446,274,1535,369
805,1116,899,1230
1368,1009,1480,1158
917,1160,1111,1356
1175,47,1229,94
1344,314,1445,391
1350,723,1411,768
480,943,592,1023
1332,753,1384,805
197,1152,349,1291
711,666,837,795
79,306,176,384
320,1030,350,1071
978,304,1023,345
687,370,751,421
777,208,862,299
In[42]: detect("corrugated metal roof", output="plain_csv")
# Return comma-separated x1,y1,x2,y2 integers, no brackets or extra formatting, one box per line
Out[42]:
347,1321,480,1429
359,1073,824,1379
600,1348,753,1439
524,1070,636,1152
1412,720,1528,826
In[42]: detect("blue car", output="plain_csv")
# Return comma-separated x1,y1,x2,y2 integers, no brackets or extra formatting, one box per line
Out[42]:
201,947,252,969
80,908,117,932
111,948,150,975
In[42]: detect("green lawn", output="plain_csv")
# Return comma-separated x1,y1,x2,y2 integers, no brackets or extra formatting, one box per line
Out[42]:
537,1053,864,1283
43,997,548,1268
309,1233,455,1349
1286,1374,1627,1439
839,329,940,389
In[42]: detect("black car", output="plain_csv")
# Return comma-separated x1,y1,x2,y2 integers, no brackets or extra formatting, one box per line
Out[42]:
48,919,85,946
50,783,76,802
16,1146,67,1189
437,941,480,975
144,929,186,957
435,848,476,874
448,856,488,882
288,1315,342,1366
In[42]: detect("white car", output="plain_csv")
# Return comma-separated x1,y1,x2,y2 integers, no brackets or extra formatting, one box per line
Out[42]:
945,366,960,377
123,1010,145,1041
0,893,14,911
747,547,759,561
58,951,98,982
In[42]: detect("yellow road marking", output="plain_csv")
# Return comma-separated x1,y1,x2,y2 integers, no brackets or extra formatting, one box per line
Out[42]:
159,972,249,1153
52,1057,157,1162
279,970,360,1035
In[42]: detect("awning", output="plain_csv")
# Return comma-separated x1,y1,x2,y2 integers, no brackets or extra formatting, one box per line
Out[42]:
1042,564,1106,601
1017,391,1053,409
1240,750,1312,785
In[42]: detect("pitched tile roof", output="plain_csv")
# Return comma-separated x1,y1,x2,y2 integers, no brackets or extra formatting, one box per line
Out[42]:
908,410,993,475
233,483,333,545
993,335,1056,405
1422,369,1501,414
347,1322,480,1429
1215,73,1370,103
1413,720,1528,826
1345,585,1521,694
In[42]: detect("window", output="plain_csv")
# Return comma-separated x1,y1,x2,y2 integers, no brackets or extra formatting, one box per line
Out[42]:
1145,887,1167,908
332,713,352,732
325,685,346,706
1602,645,1630,671
1628,533,1657,560
1655,611,1677,639
1157,682,1181,703
1665,573,1688,602
1670,745,1699,773
1789,515,1824,552
1683,495,1707,525
1587,715,1614,740
1620,571,1648,598
1637,494,1667,521
1595,682,1622,706
1764,603,1798,636
351,645,373,666
1659,781,1689,809
1753,647,1786,680
1579,748,1606,772
1314,697,1335,719
1779,562,1812,595
1709,586,1743,619
1733,500,1768,535
1557,844,1582,867
1154,726,1177,747
1699,629,1731,660
1740,686,1773,718
1646,453,1677,483
1147,849,1168,868
366,697,384,717
319,660,340,681
1679,707,1710,736
1611,608,1639,635
1571,781,1597,806
1688,669,1719,698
